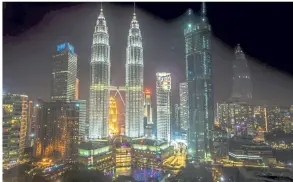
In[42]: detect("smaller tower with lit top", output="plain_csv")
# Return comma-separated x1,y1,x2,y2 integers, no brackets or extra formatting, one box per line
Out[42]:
109,97,119,136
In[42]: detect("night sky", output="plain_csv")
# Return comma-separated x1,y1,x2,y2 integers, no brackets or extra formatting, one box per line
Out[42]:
3,2,293,106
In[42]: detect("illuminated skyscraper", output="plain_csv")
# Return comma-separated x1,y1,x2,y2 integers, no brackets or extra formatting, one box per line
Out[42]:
89,7,110,139
231,44,252,101
125,10,144,137
144,89,153,124
184,3,214,159
3,93,28,167
76,100,87,141
51,42,77,101
156,72,171,141
179,82,189,131
109,97,119,136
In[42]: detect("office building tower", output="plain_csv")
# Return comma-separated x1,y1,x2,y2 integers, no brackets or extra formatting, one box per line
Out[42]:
156,72,171,141
34,101,79,160
179,82,189,131
144,89,153,124
184,3,214,159
26,100,33,147
89,7,110,139
125,10,144,137
51,42,77,101
76,100,87,141
231,44,252,101
3,93,28,168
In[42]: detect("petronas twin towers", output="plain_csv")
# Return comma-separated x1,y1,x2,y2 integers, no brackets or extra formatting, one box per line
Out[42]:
89,5,144,139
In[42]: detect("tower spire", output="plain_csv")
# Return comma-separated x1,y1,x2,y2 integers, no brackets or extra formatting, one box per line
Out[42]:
134,2,136,15
201,2,206,17
132,2,137,22
98,2,104,19
235,44,246,60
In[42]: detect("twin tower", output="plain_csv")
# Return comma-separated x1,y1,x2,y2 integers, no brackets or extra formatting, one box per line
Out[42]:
89,5,144,139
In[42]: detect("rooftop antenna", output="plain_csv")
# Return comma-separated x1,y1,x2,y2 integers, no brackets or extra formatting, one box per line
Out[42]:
201,2,206,17
134,2,136,15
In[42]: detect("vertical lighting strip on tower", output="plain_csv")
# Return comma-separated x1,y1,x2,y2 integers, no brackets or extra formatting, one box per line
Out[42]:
125,5,144,138
89,7,110,139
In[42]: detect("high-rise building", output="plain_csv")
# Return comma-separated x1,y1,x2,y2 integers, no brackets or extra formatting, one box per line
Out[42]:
109,97,119,136
231,44,252,101
26,100,33,147
156,72,171,141
89,8,110,139
144,89,153,124
51,42,77,101
34,101,79,161
3,93,28,168
125,10,144,138
184,3,214,159
76,100,87,141
179,82,189,131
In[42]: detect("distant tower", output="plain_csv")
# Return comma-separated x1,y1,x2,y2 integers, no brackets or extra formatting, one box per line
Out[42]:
109,97,119,136
51,42,77,101
125,6,144,137
231,44,252,101
179,82,189,131
144,89,153,124
156,72,171,141
184,3,214,159
88,6,110,139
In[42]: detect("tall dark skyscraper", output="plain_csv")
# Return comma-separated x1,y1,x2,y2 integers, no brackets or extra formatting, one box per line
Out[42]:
184,3,214,159
231,44,252,101
51,42,77,101
125,9,144,138
88,8,110,139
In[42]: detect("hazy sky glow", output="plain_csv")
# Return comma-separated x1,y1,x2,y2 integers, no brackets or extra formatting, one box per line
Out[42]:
3,2,293,106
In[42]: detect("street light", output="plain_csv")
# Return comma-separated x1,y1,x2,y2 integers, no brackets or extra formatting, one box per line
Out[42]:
220,176,225,181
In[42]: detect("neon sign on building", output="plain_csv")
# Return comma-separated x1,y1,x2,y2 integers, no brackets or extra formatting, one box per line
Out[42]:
57,43,75,55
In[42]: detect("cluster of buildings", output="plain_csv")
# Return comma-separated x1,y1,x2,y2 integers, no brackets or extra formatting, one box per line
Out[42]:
3,3,293,182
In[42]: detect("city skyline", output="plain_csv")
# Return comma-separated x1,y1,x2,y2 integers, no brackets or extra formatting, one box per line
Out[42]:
3,2,293,181
3,3,293,107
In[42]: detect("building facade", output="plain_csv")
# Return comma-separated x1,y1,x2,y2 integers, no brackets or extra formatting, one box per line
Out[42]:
217,101,254,137
125,12,144,137
34,101,79,161
3,93,28,168
89,8,111,139
51,42,77,101
156,72,172,141
184,4,214,159
179,82,189,131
